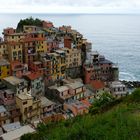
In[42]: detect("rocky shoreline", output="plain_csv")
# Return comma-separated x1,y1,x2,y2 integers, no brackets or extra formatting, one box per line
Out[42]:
121,80,140,89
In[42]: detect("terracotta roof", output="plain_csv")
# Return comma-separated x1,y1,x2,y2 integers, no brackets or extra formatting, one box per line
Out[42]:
11,61,23,70
26,72,42,80
81,100,91,107
91,80,105,90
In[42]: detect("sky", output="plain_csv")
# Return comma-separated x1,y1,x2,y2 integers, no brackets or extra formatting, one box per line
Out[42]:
0,0,140,13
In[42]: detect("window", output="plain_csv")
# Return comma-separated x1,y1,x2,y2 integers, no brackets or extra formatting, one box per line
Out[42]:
13,51,17,56
24,107,27,113
36,83,41,89
29,106,32,111
23,101,27,105
18,51,21,55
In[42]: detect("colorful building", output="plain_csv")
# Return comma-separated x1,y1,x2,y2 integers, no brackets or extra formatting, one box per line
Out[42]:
0,105,10,126
47,38,59,52
83,51,119,84
3,28,16,42
64,37,72,49
10,60,27,78
47,81,86,103
109,81,127,97
40,96,55,118
0,59,10,80
43,21,54,28
23,72,44,97
2,76,31,95
30,61,44,75
42,51,66,82
63,100,89,116
0,89,15,106
16,94,41,122
23,25,40,33
7,42,23,62
0,42,8,59
22,31,47,67
4,32,25,42
61,48,82,78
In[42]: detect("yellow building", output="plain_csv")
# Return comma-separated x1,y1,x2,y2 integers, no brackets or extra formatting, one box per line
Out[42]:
34,32,47,54
5,33,25,42
0,42,8,59
16,94,41,122
46,51,66,81
0,59,10,80
36,39,47,54
23,25,38,33
53,51,66,81
7,42,23,62
61,48,81,68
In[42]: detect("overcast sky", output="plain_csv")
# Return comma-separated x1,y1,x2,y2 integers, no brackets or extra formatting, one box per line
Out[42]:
0,0,140,13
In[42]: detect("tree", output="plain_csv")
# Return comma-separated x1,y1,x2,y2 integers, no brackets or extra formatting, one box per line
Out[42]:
89,92,115,114
16,17,43,32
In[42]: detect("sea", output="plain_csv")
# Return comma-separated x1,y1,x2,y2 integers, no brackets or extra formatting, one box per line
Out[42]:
0,14,140,81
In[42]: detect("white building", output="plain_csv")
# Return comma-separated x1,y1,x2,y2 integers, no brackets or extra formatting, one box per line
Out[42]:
109,81,127,97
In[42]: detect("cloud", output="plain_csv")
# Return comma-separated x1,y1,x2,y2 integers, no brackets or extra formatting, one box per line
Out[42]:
0,0,140,13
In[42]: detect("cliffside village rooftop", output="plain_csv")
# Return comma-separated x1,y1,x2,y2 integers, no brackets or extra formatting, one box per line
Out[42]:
0,20,128,139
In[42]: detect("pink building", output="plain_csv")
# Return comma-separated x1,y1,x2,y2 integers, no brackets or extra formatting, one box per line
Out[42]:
43,21,54,28
3,28,16,35
64,100,89,116
83,51,118,85
59,26,72,33
3,28,16,41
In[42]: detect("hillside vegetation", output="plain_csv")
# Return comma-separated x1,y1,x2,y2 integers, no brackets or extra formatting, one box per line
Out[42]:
21,89,140,140
16,17,43,32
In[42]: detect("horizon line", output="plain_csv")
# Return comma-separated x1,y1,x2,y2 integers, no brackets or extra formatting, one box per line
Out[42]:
1,12,140,15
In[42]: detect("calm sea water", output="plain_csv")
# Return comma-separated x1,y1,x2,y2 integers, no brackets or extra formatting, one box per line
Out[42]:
0,14,140,81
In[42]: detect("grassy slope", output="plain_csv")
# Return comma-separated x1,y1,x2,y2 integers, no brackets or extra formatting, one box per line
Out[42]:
21,90,140,140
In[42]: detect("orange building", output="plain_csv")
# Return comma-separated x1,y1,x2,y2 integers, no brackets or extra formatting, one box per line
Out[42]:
3,28,16,41
30,61,44,75
10,60,25,78
22,32,47,68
